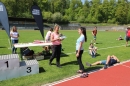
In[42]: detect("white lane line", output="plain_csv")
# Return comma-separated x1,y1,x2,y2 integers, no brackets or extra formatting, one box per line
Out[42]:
66,44,126,55
121,65,130,68
8,39,12,50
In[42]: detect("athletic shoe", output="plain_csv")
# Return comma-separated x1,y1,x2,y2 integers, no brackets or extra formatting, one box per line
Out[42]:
86,62,91,67
56,65,62,68
104,64,108,69
80,73,88,78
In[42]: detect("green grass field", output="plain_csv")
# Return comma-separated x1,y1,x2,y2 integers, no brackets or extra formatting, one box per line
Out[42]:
0,30,130,86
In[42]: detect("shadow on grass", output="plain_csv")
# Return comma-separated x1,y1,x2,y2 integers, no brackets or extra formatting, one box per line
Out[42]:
61,60,78,66
89,53,101,58
43,52,69,60
0,46,7,48
39,67,46,73
84,66,103,73
96,53,101,57
96,42,102,44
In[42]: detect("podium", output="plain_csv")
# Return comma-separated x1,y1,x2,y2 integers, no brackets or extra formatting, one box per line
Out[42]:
0,54,19,70
0,54,39,81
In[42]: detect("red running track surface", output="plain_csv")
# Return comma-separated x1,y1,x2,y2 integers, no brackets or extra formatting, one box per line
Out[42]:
54,62,130,86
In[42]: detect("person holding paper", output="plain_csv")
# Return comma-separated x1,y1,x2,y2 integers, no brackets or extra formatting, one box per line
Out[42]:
49,24,64,68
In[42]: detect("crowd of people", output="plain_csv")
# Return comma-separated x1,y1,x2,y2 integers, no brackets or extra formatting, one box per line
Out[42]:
10,25,130,78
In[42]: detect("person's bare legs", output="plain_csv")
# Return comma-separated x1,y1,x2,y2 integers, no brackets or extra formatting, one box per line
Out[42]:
93,49,97,55
93,39,96,44
91,61,101,66
86,61,101,66
111,55,120,62
126,41,128,47
103,55,111,69
89,50,92,55
105,55,111,65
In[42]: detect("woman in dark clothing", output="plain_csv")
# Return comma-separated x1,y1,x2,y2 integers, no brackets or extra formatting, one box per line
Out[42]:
76,27,87,73
49,24,64,68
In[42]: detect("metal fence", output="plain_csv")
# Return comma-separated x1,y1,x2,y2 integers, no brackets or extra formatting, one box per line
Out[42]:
0,23,128,31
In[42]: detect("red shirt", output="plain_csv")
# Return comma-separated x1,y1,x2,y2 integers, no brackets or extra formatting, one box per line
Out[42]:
127,30,130,37
92,29,97,36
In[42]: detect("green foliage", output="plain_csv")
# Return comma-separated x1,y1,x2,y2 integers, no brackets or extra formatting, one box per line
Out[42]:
1,0,130,24
107,18,116,24
43,12,52,22
77,16,85,23
62,15,69,23
51,12,63,23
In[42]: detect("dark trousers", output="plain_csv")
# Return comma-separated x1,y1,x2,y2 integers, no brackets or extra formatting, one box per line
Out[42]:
12,40,18,53
76,50,84,71
50,44,61,65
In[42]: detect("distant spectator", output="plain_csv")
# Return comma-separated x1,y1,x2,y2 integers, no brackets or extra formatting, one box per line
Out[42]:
45,28,53,42
126,26,130,47
10,26,19,54
44,28,53,55
117,35,123,40
89,43,97,58
92,26,97,44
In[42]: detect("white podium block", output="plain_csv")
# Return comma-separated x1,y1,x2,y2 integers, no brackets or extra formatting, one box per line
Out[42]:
0,68,20,81
19,60,39,77
0,70,7,81
6,68,20,80
0,54,20,70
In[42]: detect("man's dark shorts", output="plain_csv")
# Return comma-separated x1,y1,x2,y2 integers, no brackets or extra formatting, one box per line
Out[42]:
126,36,130,41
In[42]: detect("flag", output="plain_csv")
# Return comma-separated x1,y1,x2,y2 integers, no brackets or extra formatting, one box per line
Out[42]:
0,2,10,38
31,5,44,39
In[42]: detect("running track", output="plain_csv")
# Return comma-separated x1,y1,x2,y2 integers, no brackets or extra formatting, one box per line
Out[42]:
48,61,130,86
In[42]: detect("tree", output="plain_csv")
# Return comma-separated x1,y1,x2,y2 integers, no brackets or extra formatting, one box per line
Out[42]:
51,12,63,23
115,0,128,24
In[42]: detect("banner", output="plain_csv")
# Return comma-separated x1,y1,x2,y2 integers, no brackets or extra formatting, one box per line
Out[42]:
0,2,10,38
31,5,44,39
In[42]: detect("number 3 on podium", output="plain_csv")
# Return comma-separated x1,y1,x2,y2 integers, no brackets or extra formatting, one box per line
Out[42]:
27,67,32,73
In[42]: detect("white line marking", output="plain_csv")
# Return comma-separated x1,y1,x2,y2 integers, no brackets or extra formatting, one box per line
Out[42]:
8,39,12,50
121,65,130,68
66,44,126,55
